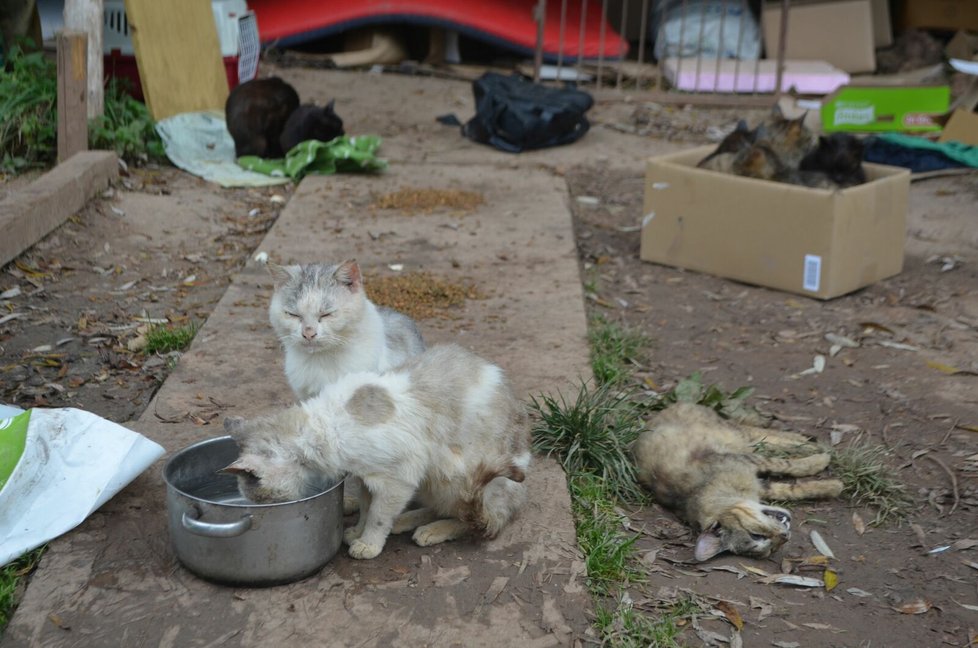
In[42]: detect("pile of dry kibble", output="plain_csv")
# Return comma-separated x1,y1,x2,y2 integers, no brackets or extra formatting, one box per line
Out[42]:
370,188,485,215
366,272,485,320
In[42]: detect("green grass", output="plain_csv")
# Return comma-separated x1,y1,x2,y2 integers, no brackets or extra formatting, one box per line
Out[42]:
1,547,46,634
569,473,643,594
143,322,199,355
530,381,648,504
1,45,164,174
831,443,913,525
595,594,705,648
589,314,649,386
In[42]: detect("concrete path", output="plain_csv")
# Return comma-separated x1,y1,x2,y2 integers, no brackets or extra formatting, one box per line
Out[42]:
4,162,594,646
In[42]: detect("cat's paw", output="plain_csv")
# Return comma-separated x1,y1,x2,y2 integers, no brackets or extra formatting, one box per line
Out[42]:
343,496,360,516
343,525,363,546
801,453,832,473
347,539,382,560
412,519,467,547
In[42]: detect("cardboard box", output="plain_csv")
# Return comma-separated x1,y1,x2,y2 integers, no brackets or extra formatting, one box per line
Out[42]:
762,0,876,74
640,146,910,300
870,0,892,48
821,85,950,132
900,0,978,32
938,109,978,147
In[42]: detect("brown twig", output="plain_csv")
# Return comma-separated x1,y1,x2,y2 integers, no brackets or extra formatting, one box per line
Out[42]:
941,418,959,446
922,454,960,515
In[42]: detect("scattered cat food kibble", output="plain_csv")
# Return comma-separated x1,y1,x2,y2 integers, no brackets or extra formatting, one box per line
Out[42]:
367,272,485,320
370,188,485,214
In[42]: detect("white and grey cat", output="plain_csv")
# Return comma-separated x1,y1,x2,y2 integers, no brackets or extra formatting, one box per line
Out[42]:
268,259,426,401
223,344,531,560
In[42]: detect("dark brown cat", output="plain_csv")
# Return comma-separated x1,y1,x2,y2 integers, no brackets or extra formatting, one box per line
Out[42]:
799,133,867,188
279,100,345,153
225,77,300,158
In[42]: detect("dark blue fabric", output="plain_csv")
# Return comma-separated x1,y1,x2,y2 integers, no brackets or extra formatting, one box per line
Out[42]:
863,136,968,173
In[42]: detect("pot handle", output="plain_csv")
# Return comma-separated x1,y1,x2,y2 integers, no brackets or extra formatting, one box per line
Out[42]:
181,510,252,538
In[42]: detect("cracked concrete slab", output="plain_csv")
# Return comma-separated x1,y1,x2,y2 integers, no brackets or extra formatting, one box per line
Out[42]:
3,163,593,647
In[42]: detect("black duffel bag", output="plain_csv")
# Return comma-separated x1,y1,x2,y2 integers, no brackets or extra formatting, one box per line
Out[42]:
460,72,594,153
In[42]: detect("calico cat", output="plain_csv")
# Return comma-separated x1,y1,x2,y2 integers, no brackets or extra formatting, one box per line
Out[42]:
268,259,425,401
278,100,345,154
730,144,789,182
225,77,300,158
222,344,531,560
756,107,816,168
633,402,843,561
799,133,867,188
697,120,756,172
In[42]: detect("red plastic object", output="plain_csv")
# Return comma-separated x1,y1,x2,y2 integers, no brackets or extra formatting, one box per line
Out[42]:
248,0,627,61
103,51,245,101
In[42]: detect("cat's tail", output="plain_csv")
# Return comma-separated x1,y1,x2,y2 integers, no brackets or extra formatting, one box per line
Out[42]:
459,457,529,539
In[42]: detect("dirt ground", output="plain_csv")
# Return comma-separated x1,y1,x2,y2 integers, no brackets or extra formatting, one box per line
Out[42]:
2,66,978,646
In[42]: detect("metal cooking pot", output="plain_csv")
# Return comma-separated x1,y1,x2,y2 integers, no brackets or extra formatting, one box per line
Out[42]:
163,435,343,586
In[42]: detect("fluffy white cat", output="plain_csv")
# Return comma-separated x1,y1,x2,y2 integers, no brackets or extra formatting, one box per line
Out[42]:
268,259,425,401
223,344,530,560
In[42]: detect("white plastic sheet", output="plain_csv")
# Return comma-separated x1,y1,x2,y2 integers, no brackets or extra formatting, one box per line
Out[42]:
0,406,164,565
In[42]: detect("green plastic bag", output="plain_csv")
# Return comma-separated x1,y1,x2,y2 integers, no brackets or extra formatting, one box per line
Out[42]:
237,135,388,181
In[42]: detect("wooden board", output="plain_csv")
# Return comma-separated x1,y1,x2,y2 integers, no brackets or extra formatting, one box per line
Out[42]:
123,0,228,120
57,30,88,163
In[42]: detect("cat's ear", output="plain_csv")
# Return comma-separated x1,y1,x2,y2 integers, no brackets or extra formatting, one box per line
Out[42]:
735,119,749,132
268,263,299,285
334,259,362,292
693,525,727,562
771,103,785,119
220,458,260,479
326,99,336,112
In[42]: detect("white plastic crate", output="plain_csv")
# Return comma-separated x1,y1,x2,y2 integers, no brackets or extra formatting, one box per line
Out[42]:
103,0,251,58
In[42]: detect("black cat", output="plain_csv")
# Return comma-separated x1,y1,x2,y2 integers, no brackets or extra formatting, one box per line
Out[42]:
279,100,345,153
799,133,867,188
225,77,300,158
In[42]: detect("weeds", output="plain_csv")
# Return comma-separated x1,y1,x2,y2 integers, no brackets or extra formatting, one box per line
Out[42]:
0,46,57,172
831,443,913,525
143,322,199,355
595,594,706,648
530,381,647,503
0,547,46,634
589,314,649,386
1,47,164,174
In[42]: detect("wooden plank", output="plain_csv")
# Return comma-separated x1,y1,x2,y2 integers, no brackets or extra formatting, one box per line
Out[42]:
0,151,117,268
63,0,104,118
56,30,89,163
123,0,229,120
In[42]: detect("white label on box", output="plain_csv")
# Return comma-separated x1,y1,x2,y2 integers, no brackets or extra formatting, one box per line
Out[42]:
834,104,874,126
803,254,822,292
237,12,260,83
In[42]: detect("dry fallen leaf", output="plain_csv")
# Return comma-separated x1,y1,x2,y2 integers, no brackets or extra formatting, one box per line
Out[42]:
762,574,824,588
953,599,978,612
772,642,800,648
823,568,839,591
713,600,744,631
852,512,866,536
952,539,978,551
893,599,932,615
740,564,771,577
810,530,836,559
847,587,873,598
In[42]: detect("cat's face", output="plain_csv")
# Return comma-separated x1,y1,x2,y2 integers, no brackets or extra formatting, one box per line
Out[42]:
268,260,365,353
222,413,321,503
694,500,791,561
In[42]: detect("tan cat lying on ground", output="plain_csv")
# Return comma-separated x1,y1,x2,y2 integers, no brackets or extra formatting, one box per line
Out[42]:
633,402,843,561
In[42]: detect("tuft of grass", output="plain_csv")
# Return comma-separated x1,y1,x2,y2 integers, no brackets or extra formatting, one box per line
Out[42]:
831,443,913,525
530,381,647,503
1,547,46,633
569,473,643,594
143,322,199,355
589,314,649,386
595,593,705,648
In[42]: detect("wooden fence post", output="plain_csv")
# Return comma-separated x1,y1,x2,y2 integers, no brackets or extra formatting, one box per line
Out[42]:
57,30,89,163
64,0,105,119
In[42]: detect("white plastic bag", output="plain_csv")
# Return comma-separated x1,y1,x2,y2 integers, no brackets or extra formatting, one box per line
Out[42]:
0,406,164,565
653,0,762,61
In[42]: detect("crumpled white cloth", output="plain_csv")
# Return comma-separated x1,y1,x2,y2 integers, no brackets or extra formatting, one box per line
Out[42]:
155,110,291,188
